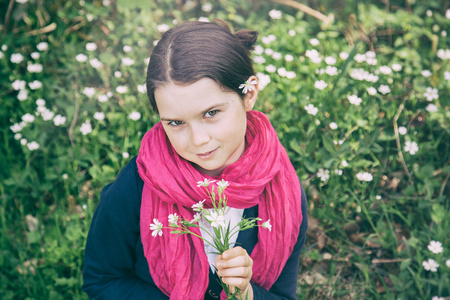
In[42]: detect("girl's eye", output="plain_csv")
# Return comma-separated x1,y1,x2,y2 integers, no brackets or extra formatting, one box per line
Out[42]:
205,110,219,118
168,120,184,126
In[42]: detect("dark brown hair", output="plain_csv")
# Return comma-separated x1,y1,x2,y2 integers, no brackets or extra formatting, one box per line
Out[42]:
146,20,258,112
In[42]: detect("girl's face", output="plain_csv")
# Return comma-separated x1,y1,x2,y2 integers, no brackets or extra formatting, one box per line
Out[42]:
155,77,257,177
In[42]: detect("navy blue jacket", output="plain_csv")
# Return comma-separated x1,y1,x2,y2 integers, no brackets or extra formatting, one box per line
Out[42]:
82,157,308,299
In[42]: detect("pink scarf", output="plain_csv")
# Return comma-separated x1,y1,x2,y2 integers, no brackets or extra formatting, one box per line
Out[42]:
137,111,303,299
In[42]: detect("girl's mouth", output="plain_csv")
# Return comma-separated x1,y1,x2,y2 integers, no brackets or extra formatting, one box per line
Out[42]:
197,148,218,159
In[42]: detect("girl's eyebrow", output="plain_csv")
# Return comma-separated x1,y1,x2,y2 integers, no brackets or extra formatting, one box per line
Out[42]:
160,102,228,122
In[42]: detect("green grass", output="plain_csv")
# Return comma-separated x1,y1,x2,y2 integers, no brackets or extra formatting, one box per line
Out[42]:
1,0,448,299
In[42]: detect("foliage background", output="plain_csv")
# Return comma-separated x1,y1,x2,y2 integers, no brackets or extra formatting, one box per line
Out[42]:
1,0,448,299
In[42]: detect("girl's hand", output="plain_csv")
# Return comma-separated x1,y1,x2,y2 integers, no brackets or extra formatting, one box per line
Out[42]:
215,246,254,300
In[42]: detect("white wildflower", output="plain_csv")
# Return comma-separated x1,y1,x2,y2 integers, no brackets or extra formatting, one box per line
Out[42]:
22,113,35,123
391,63,402,72
196,179,214,188
205,211,226,228
423,87,438,101
116,85,128,94
304,104,318,116
256,73,271,90
192,200,206,212
309,38,319,46
122,57,135,66
239,79,257,94
150,219,163,237
427,241,443,254
89,58,103,69
53,115,66,126
80,121,93,135
254,45,264,55
404,141,419,155
114,71,122,78
20,138,28,145
325,56,336,65
11,53,24,63
379,66,392,75
289,30,296,36
86,42,97,51
168,213,179,225
272,52,282,60
191,213,201,223
269,9,282,19
422,259,439,272
122,152,130,158
264,48,274,56
325,66,338,76
128,111,141,121
17,90,28,101
317,168,330,181
27,141,40,151
347,95,362,106
254,56,266,64
31,52,40,59
398,126,407,135
367,87,377,95
329,122,338,130
339,51,349,60
354,53,366,63
265,64,276,73
314,80,328,90
202,3,213,12
137,84,147,94
93,112,105,121
277,67,287,77
285,54,294,62
356,172,373,182
378,85,391,95
426,104,438,112
28,80,42,90
262,220,272,231
421,70,432,77
14,133,22,140
75,54,88,62
98,94,108,102
82,87,96,98
286,71,296,79
36,42,48,51
12,79,26,90
27,64,43,73
341,160,348,167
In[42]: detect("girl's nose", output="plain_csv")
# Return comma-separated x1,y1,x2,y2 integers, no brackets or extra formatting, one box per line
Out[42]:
189,124,211,146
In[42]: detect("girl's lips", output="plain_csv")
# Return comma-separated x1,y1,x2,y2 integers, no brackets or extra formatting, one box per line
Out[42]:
197,148,218,159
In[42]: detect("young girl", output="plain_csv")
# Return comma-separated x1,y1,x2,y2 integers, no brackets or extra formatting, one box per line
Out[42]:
82,20,308,300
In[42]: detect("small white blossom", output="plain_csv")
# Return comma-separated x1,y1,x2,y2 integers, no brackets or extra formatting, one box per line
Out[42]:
329,122,338,130
447,8,450,18
421,70,432,77
36,42,48,51
89,58,103,69
191,213,202,223
168,213,179,225
254,56,266,64
14,133,22,140
269,9,282,19
12,79,26,90
80,121,93,135
325,66,338,76
277,68,287,77
404,141,419,155
325,56,336,65
192,200,206,212
254,45,264,55
63,174,69,180
202,3,213,12
356,172,373,182
217,179,229,191
376,195,382,200
10,123,24,133
265,65,276,73
427,241,443,254
289,30,296,36
114,71,122,78
157,24,170,33
28,80,42,90
53,115,67,126
82,87,96,98
445,71,450,81
398,126,407,135
122,152,130,158
103,0,111,6
264,48,274,56
261,34,276,45
27,64,43,73
1,45,6,51
391,63,402,72
41,109,54,121
16,0,29,4
93,112,105,121
317,168,330,181
339,52,349,60
304,104,318,116
309,38,319,46
423,87,438,101
122,57,135,66
205,211,226,228
17,90,28,101
128,111,141,121
347,95,362,106
196,179,214,187
334,169,343,175
116,85,128,94
272,52,282,60
432,296,444,300
286,71,296,79
366,57,377,65
98,94,109,103
314,80,328,90
123,45,132,53
256,73,271,90
341,160,348,167
22,113,35,123
150,219,163,237
426,104,438,112
446,259,450,267
137,84,147,94
239,79,257,94
378,85,391,95
367,87,377,95
354,53,366,63
20,138,28,145
285,54,294,62
437,49,450,60
422,258,439,272
75,53,88,62
262,220,272,231
379,66,392,75
11,53,24,63
31,52,40,59
27,141,40,151
86,42,97,51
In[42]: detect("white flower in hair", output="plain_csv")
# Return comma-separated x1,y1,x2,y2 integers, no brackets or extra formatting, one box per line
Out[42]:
239,78,257,94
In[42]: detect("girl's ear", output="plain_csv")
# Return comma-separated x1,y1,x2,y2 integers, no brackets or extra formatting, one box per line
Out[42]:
244,75,258,112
